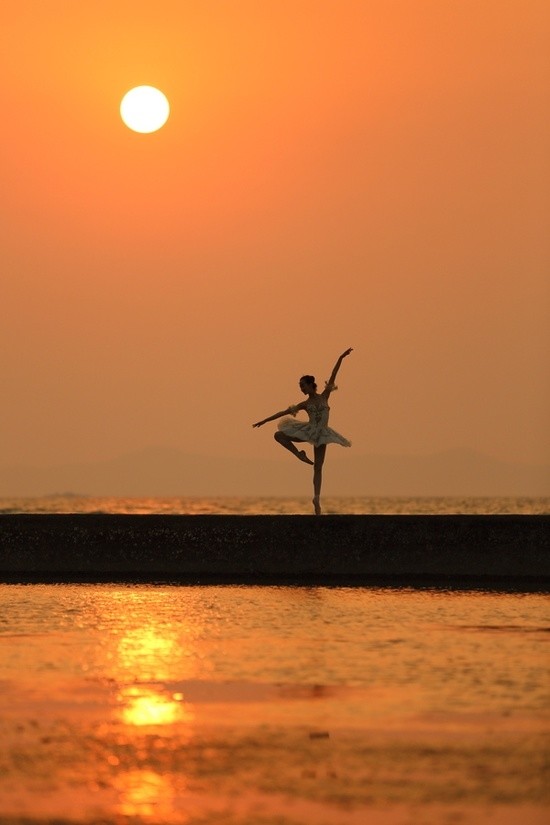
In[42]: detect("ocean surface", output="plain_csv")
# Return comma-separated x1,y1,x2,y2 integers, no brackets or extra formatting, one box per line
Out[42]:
1,494,549,514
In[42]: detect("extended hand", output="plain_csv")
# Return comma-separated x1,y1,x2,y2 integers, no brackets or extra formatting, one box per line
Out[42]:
252,421,264,428
341,347,353,358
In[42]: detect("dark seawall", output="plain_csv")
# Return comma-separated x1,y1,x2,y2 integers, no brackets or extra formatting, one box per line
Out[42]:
0,514,548,587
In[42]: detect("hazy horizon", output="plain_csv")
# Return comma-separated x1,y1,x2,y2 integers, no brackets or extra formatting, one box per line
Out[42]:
2,1,548,493
1,443,548,498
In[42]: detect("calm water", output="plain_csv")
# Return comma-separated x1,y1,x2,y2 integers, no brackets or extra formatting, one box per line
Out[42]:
1,494,549,514
1,584,548,720
0,583,548,823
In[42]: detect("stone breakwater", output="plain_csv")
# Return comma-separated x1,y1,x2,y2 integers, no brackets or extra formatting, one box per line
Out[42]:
0,514,548,586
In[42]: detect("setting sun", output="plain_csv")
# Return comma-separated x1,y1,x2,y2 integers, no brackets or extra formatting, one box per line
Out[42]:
120,86,170,133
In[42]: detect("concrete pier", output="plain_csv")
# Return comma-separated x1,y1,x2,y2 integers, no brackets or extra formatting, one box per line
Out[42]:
0,514,548,587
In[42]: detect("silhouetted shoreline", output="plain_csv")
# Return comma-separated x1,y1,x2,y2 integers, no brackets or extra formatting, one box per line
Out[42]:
0,514,548,588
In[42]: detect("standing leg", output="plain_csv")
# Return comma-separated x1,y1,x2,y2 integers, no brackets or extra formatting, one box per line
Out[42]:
312,444,327,515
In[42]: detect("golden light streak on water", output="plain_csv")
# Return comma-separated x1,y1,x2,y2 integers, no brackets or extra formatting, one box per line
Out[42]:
115,768,181,820
117,686,193,727
115,626,182,683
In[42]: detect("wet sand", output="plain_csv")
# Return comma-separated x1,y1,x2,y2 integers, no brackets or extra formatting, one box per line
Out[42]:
0,679,548,825
0,696,550,825
1,583,548,824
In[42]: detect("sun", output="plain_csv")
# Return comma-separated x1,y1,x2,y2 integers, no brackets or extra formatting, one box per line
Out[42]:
120,86,170,134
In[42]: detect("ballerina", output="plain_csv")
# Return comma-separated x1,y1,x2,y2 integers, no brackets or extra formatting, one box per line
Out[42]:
252,348,353,515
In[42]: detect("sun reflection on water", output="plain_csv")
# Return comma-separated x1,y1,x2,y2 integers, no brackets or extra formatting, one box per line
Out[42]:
115,769,183,820
117,685,194,727
116,625,182,682
97,594,203,820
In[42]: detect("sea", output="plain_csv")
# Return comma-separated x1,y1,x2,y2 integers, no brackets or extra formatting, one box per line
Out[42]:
1,495,548,823
0,494,549,514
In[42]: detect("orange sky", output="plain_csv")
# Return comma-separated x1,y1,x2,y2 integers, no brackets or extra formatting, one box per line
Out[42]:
1,1,549,491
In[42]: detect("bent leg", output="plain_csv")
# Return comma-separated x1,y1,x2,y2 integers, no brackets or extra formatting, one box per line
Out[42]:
312,444,327,515
274,432,314,465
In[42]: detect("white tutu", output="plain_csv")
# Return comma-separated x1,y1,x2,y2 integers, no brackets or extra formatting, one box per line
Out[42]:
278,416,351,447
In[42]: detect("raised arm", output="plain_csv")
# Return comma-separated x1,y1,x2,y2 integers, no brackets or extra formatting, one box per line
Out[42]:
324,347,353,393
252,402,305,428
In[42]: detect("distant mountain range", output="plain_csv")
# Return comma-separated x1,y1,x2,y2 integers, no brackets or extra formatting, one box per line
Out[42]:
1,446,548,497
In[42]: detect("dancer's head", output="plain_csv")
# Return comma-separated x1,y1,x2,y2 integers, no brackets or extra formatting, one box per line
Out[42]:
299,375,317,394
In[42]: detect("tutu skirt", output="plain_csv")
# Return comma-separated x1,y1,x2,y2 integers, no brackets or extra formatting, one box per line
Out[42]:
277,416,351,448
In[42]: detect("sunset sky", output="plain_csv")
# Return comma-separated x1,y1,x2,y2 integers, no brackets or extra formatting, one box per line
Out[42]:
1,1,548,493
